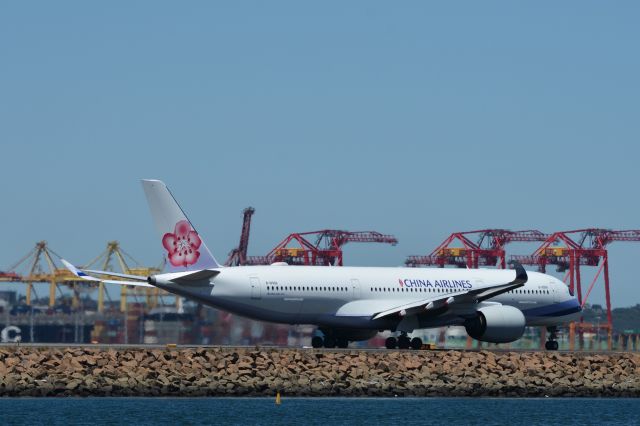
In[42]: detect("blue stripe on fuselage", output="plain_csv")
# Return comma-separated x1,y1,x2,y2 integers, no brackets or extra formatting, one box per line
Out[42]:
521,299,581,318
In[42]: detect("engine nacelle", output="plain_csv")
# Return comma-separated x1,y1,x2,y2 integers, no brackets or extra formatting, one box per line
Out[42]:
464,305,525,343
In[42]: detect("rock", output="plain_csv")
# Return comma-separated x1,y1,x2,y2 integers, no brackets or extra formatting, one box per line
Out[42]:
66,379,82,390
0,347,637,397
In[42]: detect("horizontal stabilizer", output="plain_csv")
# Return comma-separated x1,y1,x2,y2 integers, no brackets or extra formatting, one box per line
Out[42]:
170,269,219,285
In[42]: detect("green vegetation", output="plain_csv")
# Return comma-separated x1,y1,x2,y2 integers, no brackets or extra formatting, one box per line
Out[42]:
582,304,640,333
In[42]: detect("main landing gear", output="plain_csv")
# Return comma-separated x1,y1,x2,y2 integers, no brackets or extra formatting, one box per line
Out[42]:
385,333,423,350
311,335,349,349
545,326,559,351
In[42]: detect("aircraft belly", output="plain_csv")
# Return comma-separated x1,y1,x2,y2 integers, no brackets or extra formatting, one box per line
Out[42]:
213,296,301,324
525,312,581,326
298,298,346,322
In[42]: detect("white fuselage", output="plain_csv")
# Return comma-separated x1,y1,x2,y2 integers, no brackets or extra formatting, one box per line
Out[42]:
157,265,581,333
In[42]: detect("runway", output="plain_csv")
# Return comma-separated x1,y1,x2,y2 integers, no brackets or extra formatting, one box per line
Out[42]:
0,342,630,355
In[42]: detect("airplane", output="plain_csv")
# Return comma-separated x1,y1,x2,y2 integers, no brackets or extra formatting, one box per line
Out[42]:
63,179,581,351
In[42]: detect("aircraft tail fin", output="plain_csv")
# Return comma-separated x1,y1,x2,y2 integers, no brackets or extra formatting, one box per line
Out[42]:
141,179,221,272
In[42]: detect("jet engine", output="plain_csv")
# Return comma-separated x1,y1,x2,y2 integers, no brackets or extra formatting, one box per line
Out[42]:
464,305,526,343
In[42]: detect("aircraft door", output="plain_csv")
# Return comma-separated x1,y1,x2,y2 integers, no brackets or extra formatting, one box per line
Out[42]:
250,277,261,300
351,279,361,299
550,278,558,303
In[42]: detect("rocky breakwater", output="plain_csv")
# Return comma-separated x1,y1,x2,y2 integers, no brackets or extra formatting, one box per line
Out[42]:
0,347,638,397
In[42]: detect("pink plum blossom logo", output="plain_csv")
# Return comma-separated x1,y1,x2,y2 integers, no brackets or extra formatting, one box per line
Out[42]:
162,220,202,267
398,279,404,287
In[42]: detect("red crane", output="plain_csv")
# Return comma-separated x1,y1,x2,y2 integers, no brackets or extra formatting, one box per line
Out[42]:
510,229,640,350
0,271,22,282
225,207,255,266
245,230,398,266
405,229,549,269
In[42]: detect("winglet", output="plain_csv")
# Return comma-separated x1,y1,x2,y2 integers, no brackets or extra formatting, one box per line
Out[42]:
61,259,100,282
509,260,528,286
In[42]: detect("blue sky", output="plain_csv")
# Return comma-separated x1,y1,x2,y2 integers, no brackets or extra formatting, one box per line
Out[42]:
1,2,639,306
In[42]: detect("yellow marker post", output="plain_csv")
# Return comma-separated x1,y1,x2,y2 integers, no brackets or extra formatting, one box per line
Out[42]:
275,391,281,405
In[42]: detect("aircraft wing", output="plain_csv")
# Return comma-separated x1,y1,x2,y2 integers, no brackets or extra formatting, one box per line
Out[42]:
61,259,155,287
82,268,150,281
371,262,528,321
62,259,219,287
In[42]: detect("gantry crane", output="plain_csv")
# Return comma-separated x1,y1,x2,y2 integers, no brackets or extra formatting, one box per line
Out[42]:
225,207,255,266
510,229,640,350
83,241,163,312
2,241,164,312
406,229,549,269
2,241,89,307
245,230,398,266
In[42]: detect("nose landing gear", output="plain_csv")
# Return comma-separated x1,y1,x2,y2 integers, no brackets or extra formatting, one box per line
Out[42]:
410,337,423,350
545,326,559,351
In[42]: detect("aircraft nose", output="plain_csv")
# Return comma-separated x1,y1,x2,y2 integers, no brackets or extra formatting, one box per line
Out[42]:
568,289,582,314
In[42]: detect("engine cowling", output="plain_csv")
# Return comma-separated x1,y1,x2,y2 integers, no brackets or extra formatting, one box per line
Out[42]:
464,305,525,343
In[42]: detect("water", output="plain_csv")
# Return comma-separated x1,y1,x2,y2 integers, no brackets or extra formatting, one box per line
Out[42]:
0,397,638,425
